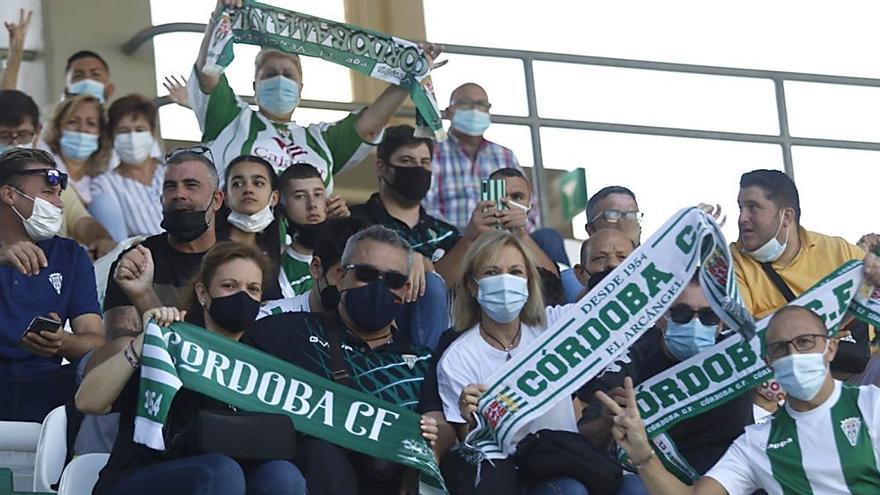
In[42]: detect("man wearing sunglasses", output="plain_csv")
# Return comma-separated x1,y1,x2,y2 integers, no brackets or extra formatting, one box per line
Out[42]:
586,185,643,247
602,305,880,495
577,273,753,491
0,148,105,421
247,225,436,494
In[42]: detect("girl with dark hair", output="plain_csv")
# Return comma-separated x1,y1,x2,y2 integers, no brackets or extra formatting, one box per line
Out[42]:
77,241,306,495
216,155,284,300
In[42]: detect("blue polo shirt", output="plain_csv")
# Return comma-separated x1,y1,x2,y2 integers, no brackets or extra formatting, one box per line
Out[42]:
0,236,100,363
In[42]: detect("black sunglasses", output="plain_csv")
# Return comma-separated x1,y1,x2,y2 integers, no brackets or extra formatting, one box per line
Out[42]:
164,144,214,164
669,306,721,326
343,264,408,290
10,168,68,190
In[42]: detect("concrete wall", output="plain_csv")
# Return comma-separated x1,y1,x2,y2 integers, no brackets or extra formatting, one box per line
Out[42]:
42,0,157,107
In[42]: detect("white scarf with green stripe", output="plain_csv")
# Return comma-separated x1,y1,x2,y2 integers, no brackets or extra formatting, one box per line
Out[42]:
464,208,753,459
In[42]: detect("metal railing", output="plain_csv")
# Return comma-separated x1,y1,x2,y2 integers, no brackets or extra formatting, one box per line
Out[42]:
125,23,880,226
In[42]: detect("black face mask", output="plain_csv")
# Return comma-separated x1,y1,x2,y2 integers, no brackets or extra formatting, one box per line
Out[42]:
292,221,324,250
587,268,615,290
341,279,403,332
319,284,340,311
206,290,260,332
386,162,432,202
162,209,210,243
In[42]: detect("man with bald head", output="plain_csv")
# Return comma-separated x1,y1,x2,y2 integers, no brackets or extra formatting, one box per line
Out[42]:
423,82,539,231
601,305,880,495
573,228,635,294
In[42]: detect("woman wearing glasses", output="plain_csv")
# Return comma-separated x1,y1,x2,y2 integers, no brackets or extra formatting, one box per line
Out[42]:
89,94,164,241
78,242,307,495
436,230,588,495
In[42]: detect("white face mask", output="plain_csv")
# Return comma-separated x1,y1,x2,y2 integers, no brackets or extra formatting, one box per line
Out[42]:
114,131,154,164
12,189,64,241
227,204,275,233
744,210,789,263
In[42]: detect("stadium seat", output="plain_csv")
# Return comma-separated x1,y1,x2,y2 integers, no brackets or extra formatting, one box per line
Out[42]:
33,406,66,493
0,419,42,491
0,420,42,452
56,453,109,495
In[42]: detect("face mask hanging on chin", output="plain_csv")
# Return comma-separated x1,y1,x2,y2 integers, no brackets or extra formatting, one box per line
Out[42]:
744,211,790,263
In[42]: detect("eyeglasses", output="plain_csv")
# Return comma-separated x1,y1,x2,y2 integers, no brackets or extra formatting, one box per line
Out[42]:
0,130,36,145
343,264,408,290
766,333,827,360
589,210,644,224
668,306,721,326
451,98,492,112
9,168,68,190
164,144,214,164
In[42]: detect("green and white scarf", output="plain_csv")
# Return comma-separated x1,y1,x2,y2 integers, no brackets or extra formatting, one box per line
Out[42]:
134,322,447,494
465,208,753,460
633,259,880,481
204,0,445,140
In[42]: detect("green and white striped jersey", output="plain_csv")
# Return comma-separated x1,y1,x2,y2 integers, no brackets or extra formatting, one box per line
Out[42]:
707,381,880,495
278,246,313,298
187,69,375,193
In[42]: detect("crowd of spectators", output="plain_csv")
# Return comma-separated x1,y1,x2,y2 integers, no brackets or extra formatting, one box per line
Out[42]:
2,2,880,495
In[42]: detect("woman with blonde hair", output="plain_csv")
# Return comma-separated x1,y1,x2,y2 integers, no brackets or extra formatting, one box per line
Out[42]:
42,93,111,204
436,230,587,495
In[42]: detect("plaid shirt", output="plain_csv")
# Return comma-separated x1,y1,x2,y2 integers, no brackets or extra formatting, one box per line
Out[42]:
422,131,539,231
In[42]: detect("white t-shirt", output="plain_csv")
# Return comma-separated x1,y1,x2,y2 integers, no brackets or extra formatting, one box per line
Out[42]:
257,292,312,319
707,381,880,495
437,304,580,452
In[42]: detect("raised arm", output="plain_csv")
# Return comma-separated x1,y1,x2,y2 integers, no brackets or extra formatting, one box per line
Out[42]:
596,377,728,495
1,9,32,90
75,333,141,414
194,0,241,93
353,43,443,143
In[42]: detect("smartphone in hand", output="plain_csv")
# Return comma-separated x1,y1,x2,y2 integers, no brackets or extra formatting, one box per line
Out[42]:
22,316,62,340
481,179,507,229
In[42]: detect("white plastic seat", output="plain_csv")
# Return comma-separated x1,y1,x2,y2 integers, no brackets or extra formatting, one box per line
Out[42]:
56,453,109,495
33,406,67,492
0,420,42,492
0,420,42,452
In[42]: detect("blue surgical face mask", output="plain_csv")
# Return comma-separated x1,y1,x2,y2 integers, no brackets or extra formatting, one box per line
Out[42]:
664,317,717,361
476,273,529,324
772,350,828,401
452,109,491,136
60,130,99,160
744,211,789,263
256,75,301,116
67,79,105,103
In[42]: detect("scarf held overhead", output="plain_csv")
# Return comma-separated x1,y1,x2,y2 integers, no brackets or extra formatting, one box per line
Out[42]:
203,0,445,140
133,321,447,494
464,208,754,460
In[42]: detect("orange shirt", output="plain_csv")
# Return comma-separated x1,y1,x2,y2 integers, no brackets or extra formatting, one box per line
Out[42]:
731,226,865,320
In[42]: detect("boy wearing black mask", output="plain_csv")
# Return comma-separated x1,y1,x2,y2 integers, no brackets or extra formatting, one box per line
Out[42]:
259,216,368,316
276,163,348,298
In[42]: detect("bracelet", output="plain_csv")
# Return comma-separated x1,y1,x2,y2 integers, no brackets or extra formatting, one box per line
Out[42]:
122,340,141,369
632,450,655,470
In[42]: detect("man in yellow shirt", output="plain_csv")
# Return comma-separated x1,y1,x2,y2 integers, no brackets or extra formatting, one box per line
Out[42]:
731,169,878,373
